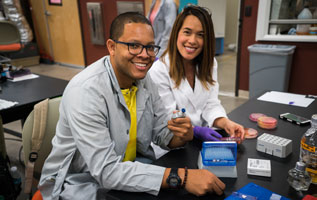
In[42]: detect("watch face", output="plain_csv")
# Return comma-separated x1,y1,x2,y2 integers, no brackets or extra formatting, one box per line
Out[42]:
167,169,181,189
170,177,179,187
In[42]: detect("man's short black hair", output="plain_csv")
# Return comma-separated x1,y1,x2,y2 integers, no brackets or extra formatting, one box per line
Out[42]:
110,12,152,40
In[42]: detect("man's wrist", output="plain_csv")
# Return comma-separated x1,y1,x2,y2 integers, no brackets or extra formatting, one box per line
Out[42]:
182,167,188,188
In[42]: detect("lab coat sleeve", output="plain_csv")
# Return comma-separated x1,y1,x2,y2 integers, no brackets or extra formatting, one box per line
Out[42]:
201,59,227,127
149,60,176,118
62,84,165,195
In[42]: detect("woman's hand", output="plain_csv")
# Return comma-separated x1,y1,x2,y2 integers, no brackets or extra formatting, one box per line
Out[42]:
214,117,245,141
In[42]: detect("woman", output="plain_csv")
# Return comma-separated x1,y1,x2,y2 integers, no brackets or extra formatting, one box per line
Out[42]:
147,0,178,57
149,5,245,146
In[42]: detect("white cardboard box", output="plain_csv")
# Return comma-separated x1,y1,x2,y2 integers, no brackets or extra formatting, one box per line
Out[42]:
247,158,271,177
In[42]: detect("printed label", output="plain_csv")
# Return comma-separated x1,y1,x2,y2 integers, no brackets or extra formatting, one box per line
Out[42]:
301,141,316,153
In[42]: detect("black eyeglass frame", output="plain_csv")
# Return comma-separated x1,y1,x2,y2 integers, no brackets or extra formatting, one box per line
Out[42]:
113,40,161,57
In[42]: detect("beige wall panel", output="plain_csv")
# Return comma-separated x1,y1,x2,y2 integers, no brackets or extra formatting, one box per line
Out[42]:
225,0,239,46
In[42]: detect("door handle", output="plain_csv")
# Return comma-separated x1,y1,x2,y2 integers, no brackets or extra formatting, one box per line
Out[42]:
45,10,51,16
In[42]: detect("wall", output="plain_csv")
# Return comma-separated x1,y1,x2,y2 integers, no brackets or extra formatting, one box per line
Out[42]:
79,0,145,65
238,0,317,95
224,0,239,46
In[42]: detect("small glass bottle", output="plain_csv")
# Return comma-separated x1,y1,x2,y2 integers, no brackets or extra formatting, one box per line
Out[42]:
300,114,317,184
287,161,311,191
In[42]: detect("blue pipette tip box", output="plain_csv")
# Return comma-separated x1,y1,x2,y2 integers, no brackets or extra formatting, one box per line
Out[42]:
201,141,237,166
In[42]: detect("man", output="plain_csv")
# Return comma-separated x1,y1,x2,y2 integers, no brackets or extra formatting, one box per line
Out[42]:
38,12,225,199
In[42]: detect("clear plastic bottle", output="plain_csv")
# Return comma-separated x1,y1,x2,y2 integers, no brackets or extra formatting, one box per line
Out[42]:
10,166,21,194
287,161,311,191
310,8,317,35
300,114,317,184
296,6,313,35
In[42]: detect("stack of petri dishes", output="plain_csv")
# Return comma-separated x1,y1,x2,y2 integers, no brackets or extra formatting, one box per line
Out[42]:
249,113,267,122
257,116,277,129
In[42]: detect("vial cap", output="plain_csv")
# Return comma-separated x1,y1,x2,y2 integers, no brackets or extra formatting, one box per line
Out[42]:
295,161,306,171
10,166,17,172
311,114,317,124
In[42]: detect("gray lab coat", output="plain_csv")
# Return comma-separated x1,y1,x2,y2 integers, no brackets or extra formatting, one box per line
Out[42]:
38,56,174,199
148,0,177,57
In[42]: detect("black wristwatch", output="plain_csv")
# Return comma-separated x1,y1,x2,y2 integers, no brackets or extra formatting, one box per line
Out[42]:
166,168,181,189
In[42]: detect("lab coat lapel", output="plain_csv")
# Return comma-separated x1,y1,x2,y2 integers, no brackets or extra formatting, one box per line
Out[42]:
178,74,208,110
178,79,196,109
193,76,208,109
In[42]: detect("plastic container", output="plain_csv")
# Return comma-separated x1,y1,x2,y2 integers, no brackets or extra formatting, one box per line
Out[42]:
296,7,312,35
201,141,237,166
248,44,296,99
300,114,317,184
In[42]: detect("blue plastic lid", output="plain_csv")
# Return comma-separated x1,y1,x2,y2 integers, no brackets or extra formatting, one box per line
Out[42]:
201,141,237,166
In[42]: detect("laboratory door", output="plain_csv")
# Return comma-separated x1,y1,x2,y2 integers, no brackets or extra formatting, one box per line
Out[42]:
30,0,85,67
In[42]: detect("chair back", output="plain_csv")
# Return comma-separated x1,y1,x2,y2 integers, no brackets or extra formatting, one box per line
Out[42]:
0,21,22,53
0,116,7,159
22,97,61,179
0,21,20,45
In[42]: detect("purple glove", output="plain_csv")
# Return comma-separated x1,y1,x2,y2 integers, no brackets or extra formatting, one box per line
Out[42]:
193,126,222,141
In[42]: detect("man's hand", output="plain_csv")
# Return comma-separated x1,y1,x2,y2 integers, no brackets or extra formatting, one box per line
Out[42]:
185,169,225,196
167,116,193,148
162,168,225,196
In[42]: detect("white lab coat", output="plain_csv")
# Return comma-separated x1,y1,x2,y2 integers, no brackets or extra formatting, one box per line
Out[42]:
149,55,227,128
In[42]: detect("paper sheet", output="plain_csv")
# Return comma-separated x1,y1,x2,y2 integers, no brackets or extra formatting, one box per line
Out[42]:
257,91,315,107
8,74,39,82
0,99,19,110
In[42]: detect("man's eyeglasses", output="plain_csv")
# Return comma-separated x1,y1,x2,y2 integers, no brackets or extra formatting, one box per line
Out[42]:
113,40,160,57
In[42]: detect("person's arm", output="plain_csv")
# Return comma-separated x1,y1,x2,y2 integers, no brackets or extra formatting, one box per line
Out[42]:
213,117,245,140
161,168,226,196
